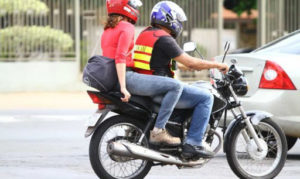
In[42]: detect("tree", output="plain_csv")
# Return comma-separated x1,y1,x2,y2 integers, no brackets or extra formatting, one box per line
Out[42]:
0,26,73,58
0,0,48,15
224,0,257,16
0,0,73,59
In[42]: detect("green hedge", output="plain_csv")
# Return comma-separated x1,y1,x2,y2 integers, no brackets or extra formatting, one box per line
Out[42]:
0,26,74,57
0,0,49,15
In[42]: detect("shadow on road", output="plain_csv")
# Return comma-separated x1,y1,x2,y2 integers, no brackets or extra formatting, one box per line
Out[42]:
287,154,300,160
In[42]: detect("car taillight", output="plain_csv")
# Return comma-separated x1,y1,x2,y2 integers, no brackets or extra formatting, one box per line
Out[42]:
259,60,296,90
87,92,111,109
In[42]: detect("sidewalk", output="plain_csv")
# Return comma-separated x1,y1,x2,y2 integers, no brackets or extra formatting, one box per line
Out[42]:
0,80,206,111
0,91,96,110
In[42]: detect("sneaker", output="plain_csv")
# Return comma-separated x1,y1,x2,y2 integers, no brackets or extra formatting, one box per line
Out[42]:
182,143,214,159
150,129,181,146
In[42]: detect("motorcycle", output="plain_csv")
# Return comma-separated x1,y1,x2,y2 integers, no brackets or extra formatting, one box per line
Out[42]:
84,42,287,179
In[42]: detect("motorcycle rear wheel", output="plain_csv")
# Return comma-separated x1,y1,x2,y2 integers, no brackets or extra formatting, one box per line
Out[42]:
89,115,152,179
226,118,287,179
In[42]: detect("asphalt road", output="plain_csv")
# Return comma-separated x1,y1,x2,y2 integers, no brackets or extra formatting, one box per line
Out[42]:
0,110,300,179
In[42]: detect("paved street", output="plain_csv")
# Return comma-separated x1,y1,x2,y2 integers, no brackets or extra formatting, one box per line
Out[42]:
0,110,300,179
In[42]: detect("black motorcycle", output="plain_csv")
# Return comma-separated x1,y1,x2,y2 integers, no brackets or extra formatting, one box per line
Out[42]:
84,42,287,179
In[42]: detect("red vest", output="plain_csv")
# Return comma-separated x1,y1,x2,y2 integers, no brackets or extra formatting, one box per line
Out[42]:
133,27,171,75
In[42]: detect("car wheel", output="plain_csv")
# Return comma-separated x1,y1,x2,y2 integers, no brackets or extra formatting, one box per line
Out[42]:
286,136,298,151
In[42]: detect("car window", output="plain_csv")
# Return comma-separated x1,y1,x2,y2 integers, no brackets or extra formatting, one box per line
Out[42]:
255,32,300,55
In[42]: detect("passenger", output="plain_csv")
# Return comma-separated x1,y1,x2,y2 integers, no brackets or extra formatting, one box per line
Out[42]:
101,0,183,145
132,1,229,158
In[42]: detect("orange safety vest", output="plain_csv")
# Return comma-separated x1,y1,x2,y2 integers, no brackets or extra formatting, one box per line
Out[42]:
133,27,175,77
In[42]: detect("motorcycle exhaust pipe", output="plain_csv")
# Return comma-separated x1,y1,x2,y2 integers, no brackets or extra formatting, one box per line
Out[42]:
107,141,207,167
107,141,134,158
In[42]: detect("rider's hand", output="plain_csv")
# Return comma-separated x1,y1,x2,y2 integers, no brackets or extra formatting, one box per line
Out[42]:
120,87,131,103
218,63,229,74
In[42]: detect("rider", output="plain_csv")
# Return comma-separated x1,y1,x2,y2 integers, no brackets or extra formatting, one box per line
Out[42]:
102,0,184,146
132,1,229,158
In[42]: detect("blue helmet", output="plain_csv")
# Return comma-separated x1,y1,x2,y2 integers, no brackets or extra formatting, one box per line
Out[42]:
150,1,187,38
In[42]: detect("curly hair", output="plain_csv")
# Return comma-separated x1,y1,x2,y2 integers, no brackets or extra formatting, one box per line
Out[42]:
104,15,122,30
104,15,135,30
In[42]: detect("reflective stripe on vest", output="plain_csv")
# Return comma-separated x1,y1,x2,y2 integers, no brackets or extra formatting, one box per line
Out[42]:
135,45,153,54
133,27,170,73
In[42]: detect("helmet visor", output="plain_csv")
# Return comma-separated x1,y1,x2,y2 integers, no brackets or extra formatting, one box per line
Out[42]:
128,0,143,9
166,1,187,22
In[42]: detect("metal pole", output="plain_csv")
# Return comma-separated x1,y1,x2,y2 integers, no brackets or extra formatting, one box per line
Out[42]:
75,0,81,74
217,0,223,54
278,0,284,36
235,22,240,48
258,0,266,46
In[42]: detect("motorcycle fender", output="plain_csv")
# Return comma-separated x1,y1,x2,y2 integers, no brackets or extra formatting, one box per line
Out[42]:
247,110,273,125
85,109,110,138
223,111,273,153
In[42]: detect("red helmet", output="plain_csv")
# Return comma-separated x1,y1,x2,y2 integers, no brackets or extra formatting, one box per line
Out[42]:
106,0,142,24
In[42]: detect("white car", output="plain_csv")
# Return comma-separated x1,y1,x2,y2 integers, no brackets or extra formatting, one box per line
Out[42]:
215,30,300,150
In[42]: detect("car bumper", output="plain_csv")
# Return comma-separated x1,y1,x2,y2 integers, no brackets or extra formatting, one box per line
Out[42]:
239,89,300,137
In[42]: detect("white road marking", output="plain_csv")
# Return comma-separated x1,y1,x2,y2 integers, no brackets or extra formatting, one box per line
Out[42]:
0,115,89,123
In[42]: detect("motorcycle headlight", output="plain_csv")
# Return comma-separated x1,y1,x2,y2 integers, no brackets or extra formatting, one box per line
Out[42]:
232,76,248,96
228,65,243,81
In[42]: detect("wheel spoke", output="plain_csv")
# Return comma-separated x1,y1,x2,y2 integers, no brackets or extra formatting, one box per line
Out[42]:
231,121,284,177
97,122,149,179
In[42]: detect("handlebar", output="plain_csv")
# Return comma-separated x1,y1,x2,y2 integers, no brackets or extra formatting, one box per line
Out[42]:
211,64,243,86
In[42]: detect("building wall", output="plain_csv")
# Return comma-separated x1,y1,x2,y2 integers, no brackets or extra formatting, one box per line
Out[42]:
0,61,81,92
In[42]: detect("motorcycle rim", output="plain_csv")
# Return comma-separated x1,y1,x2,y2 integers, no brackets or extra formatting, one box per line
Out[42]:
227,119,287,178
98,122,149,179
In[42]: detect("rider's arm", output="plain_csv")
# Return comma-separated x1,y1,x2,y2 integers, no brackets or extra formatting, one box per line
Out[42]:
174,53,229,73
114,22,134,102
154,36,228,73
177,62,193,71
115,63,130,99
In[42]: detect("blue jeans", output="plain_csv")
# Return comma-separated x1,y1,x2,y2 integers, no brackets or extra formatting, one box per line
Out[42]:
154,82,213,146
126,71,183,129
176,84,213,146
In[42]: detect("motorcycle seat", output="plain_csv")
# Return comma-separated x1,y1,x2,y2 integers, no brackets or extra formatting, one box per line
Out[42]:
105,91,190,122
108,91,155,112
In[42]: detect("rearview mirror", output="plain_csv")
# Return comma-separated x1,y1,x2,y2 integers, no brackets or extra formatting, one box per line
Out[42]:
222,41,231,63
183,42,196,52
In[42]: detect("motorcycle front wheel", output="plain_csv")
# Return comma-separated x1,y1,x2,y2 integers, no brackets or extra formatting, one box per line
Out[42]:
226,118,287,179
89,115,152,179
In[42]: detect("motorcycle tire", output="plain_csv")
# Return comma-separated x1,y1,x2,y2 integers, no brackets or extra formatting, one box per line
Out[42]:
286,136,298,151
225,118,287,179
89,115,152,179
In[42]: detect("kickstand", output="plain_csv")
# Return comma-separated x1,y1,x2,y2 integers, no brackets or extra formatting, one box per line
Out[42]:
137,114,156,144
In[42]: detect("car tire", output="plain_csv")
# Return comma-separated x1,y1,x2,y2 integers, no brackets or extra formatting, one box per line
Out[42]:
286,136,298,151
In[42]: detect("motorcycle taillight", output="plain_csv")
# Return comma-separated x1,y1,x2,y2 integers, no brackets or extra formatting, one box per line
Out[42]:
87,92,111,109
97,104,106,110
